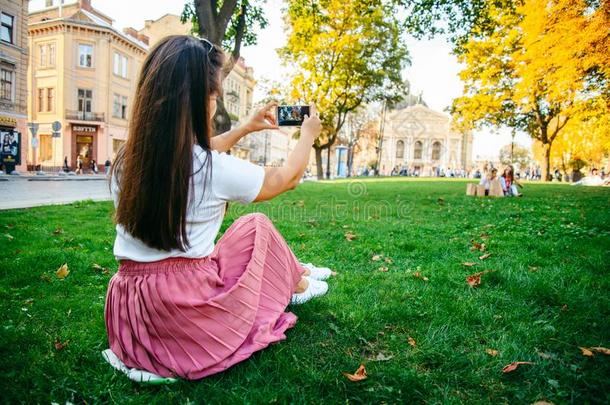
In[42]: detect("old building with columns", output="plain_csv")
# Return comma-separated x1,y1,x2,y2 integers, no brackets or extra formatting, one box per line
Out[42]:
379,91,473,176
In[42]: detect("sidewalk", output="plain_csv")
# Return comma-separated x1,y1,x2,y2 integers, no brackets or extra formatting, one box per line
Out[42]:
0,172,109,181
0,176,112,210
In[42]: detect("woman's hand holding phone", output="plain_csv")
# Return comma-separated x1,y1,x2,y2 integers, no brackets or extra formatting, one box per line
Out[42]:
301,104,322,142
244,101,279,133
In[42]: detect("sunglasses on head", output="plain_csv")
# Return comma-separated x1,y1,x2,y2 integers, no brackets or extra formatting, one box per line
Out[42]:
199,38,215,55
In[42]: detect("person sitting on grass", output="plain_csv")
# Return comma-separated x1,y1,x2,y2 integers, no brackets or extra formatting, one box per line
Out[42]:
479,168,502,196
103,35,334,384
500,165,523,197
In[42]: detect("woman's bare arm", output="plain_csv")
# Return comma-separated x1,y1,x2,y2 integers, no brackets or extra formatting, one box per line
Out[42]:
210,101,279,153
254,104,321,202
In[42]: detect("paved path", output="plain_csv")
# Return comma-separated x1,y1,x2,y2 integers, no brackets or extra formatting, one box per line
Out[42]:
0,177,112,210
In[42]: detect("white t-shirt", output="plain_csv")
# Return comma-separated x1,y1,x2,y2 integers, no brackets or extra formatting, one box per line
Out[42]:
112,144,265,262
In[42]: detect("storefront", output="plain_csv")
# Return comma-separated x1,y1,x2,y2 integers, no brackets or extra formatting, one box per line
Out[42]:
0,115,23,174
71,124,98,172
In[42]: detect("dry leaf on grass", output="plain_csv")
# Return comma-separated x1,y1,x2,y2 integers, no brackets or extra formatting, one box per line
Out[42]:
466,273,482,287
372,254,382,261
528,266,539,272
486,349,499,356
532,401,555,405
56,263,70,279
466,270,495,287
53,227,63,235
462,262,477,267
591,347,610,355
502,361,534,373
412,272,429,282
54,340,69,351
470,240,486,252
342,364,367,381
579,347,594,357
379,266,388,272
479,253,492,260
344,232,356,241
384,257,393,264
407,337,417,347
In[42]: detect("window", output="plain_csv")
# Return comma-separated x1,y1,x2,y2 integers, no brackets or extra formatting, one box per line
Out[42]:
0,69,13,101
39,134,52,162
432,141,441,161
396,140,404,159
40,43,57,67
47,88,54,112
40,45,47,67
113,94,127,119
112,94,120,118
113,52,128,78
1,13,14,44
414,140,423,160
78,89,92,113
38,88,44,112
121,96,127,118
49,43,56,66
78,44,93,67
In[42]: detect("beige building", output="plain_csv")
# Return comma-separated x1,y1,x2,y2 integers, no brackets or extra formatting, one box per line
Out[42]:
27,0,148,171
379,100,473,176
0,0,28,173
137,14,256,160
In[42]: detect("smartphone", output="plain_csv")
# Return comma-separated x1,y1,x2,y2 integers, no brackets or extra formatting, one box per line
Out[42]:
277,105,310,126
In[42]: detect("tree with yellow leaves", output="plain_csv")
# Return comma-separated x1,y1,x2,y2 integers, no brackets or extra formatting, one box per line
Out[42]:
280,0,408,179
452,0,609,181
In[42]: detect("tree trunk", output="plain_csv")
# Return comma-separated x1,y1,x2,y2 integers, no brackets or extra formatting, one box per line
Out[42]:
346,145,353,177
542,142,552,182
325,146,331,179
213,96,232,136
314,146,324,180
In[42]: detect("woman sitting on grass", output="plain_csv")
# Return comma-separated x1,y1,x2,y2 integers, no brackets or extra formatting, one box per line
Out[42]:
104,35,333,383
500,165,523,197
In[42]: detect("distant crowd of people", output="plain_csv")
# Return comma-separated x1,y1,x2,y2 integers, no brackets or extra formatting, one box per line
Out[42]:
479,166,523,197
62,155,112,175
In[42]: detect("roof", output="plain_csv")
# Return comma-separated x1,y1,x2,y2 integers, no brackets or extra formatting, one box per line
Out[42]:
28,8,148,51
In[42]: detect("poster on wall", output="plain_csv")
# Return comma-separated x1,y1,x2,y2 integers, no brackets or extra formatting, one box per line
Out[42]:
1,130,21,167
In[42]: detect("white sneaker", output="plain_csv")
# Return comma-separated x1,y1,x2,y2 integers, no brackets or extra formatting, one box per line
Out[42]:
290,276,329,305
101,349,178,385
300,262,333,280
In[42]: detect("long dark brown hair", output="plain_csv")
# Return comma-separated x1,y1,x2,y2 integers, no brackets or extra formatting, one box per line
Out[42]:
111,35,224,251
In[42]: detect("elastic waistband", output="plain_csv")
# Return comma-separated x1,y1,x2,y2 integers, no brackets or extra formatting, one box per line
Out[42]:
119,256,212,275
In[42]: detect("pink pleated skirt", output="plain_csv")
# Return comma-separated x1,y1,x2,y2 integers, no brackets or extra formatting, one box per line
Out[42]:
104,213,305,380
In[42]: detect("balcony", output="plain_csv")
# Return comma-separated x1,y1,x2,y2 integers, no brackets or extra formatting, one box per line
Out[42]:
65,110,105,122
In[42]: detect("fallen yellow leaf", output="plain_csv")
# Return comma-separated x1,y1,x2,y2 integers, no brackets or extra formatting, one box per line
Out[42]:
591,347,610,355
502,361,534,373
579,347,594,357
379,266,388,272
56,263,70,279
342,364,367,381
372,254,382,261
462,262,477,267
344,232,356,241
408,337,417,347
486,348,499,356
479,253,492,260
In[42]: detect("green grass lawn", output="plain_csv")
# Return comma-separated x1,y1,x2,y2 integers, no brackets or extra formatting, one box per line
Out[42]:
1,178,609,404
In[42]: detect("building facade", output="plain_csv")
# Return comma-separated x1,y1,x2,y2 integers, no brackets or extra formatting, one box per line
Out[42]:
27,0,148,171
379,103,473,176
0,0,28,173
